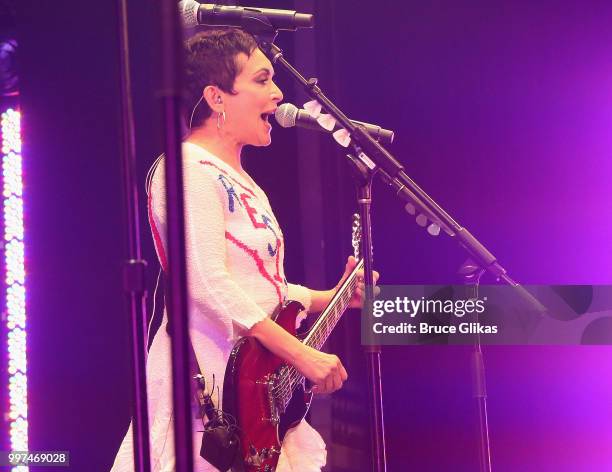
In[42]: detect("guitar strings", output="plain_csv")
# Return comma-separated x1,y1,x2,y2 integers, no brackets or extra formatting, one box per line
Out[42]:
276,277,356,393
272,275,358,403
271,234,365,404
271,275,360,402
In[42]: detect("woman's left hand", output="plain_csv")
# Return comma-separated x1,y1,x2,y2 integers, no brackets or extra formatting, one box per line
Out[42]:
334,256,380,309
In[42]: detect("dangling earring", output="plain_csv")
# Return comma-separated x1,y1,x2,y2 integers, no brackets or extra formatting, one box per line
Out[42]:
217,111,226,129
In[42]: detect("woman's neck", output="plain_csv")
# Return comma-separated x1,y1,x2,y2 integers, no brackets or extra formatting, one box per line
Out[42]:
186,125,244,173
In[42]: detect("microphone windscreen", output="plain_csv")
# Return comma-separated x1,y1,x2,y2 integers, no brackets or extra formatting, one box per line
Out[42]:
274,103,299,128
179,0,199,28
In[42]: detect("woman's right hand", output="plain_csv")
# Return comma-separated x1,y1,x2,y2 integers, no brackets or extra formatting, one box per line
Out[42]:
294,345,348,394
247,317,348,394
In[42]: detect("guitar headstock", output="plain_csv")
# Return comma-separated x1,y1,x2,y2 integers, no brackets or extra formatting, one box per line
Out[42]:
351,213,362,260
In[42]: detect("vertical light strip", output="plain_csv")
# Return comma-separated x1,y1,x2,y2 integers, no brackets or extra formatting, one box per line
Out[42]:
2,108,27,472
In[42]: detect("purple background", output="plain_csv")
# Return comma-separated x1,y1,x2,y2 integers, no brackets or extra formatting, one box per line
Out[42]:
17,0,612,470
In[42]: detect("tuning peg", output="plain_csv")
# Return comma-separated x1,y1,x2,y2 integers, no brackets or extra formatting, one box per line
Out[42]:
416,214,428,227
405,203,416,215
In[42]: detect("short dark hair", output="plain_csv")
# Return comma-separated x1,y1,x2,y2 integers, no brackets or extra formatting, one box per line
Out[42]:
184,29,258,128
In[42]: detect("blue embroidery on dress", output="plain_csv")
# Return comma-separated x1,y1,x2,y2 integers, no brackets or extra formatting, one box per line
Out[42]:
268,239,279,257
260,213,282,257
261,214,277,236
218,175,241,212
221,185,281,259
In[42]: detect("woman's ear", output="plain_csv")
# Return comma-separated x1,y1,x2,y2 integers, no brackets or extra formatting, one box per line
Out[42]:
203,85,224,112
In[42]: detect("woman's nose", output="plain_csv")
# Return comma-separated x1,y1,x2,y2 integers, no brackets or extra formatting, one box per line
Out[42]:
272,81,284,102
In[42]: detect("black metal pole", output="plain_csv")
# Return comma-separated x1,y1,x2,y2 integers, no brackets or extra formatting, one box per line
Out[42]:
473,346,492,472
157,1,193,471
348,152,387,472
460,260,492,472
254,24,534,472
116,0,151,470
258,41,546,316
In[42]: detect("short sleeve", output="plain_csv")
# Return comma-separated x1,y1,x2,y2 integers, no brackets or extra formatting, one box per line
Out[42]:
287,283,312,313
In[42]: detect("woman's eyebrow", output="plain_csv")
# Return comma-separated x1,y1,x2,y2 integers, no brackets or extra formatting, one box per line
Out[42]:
253,67,274,77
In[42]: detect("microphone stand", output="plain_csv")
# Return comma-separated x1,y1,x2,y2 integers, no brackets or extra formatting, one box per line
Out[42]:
459,260,492,472
235,11,545,472
158,1,194,471
252,32,546,317
117,0,151,470
230,14,389,470
346,149,387,472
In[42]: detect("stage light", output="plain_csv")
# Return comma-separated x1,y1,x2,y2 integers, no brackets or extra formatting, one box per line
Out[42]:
2,107,28,471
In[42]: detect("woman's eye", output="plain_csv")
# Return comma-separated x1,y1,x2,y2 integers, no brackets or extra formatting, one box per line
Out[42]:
257,79,268,84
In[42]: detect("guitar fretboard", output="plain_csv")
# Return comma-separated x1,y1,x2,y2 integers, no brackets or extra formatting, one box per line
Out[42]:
279,259,364,396
304,259,363,350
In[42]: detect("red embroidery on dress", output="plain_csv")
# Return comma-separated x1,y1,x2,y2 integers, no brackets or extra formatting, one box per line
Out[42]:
239,193,284,286
225,231,283,304
240,193,268,229
148,191,168,272
274,238,284,284
199,160,256,197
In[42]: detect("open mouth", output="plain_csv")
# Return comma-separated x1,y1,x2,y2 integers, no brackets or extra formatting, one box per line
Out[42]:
260,109,276,124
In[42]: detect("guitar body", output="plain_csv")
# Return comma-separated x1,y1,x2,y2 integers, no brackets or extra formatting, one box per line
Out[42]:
223,300,314,471
223,215,364,471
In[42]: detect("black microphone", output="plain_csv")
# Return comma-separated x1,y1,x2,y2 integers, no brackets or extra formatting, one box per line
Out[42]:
274,103,395,144
180,1,314,31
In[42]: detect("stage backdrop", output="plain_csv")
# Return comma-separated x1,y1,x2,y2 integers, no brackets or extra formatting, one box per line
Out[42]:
19,0,612,471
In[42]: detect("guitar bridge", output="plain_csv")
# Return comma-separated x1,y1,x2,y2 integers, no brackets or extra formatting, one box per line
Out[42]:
256,374,280,425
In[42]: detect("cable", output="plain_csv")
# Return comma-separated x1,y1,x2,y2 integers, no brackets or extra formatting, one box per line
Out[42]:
146,267,163,350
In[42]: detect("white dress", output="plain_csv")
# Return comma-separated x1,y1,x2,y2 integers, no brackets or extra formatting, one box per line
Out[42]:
111,143,326,472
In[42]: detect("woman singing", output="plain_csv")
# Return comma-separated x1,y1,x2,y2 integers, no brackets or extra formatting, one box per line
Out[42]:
112,29,376,472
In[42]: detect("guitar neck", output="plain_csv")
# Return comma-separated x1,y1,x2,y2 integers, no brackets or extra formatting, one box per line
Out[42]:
304,259,364,350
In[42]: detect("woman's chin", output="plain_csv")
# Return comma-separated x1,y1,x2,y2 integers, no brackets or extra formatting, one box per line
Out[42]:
252,133,272,147
242,126,273,147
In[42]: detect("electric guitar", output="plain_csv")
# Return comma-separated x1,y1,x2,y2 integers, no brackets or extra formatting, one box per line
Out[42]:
222,215,363,471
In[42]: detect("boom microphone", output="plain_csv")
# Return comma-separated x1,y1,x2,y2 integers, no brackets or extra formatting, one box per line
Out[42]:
274,103,395,144
180,1,314,31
